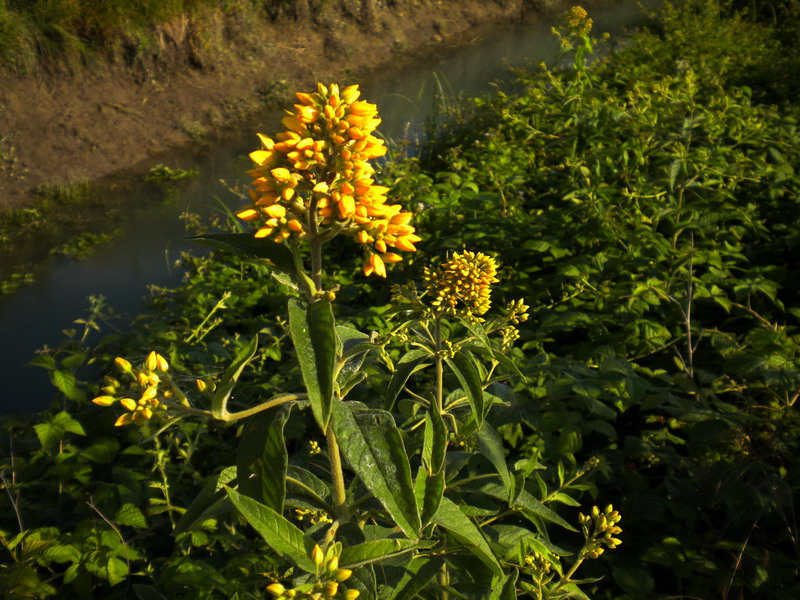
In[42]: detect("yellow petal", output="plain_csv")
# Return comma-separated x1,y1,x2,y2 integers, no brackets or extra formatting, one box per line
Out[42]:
114,413,133,427
92,395,116,406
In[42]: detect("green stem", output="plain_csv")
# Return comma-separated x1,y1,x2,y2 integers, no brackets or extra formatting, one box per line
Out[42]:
434,315,444,414
326,425,348,520
220,394,304,422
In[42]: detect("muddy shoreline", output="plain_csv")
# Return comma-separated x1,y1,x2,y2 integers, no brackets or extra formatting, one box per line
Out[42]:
0,0,551,214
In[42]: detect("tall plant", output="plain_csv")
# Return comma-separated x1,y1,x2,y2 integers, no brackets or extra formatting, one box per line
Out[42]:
93,43,621,599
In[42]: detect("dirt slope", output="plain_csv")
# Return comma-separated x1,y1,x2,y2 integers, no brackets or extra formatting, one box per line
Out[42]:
0,0,544,213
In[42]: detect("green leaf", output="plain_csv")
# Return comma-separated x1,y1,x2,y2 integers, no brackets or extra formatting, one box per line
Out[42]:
115,503,147,529
386,348,433,410
237,403,294,512
51,370,81,400
187,233,296,276
52,411,85,436
415,467,445,528
432,497,502,576
212,336,259,418
175,471,233,535
340,538,424,568
478,482,575,531
491,569,519,600
133,585,169,600
289,298,337,432
286,466,333,511
446,350,485,427
225,487,316,572
477,422,512,501
422,407,447,476
389,556,444,600
42,544,80,564
332,402,421,537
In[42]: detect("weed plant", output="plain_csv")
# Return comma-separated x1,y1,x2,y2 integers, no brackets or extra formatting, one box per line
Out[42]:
2,3,800,599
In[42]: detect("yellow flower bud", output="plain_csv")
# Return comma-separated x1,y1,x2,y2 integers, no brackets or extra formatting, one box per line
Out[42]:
266,583,285,597
312,544,325,567
92,395,116,406
196,379,207,392
343,590,360,600
335,569,353,582
323,582,338,597
326,556,339,573
146,351,158,372
114,357,132,374
119,398,137,411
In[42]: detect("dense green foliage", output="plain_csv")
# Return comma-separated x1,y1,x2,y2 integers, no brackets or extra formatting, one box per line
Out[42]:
2,1,800,598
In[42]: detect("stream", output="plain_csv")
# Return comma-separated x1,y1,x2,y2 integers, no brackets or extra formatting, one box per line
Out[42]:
0,2,648,414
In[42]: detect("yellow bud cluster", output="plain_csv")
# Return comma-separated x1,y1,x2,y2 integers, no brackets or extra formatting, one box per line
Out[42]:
267,544,357,599
423,251,499,320
565,5,593,36
236,83,420,277
506,298,530,325
578,504,623,559
92,351,171,427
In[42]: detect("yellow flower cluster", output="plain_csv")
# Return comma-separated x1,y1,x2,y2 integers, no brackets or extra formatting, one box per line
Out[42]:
236,83,420,277
267,544,358,599
423,251,499,319
578,504,623,559
565,5,593,36
92,352,171,427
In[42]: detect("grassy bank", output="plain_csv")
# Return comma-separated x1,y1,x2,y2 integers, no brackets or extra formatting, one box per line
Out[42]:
1,1,799,598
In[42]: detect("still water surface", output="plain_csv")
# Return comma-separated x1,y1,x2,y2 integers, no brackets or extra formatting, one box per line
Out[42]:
0,3,646,414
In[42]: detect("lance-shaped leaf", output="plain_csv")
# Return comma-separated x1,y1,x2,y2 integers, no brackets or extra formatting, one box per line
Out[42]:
415,467,445,528
340,538,429,569
174,468,236,535
289,298,336,432
187,233,296,277
478,482,576,531
237,403,294,512
386,348,433,410
476,422,512,502
423,407,447,476
445,350,485,427
432,497,503,576
332,402,421,537
389,556,444,600
226,487,316,572
212,335,259,418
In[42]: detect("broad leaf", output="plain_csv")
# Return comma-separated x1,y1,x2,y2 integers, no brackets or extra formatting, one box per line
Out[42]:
225,487,316,572
289,298,336,432
187,233,296,276
386,348,433,410
432,497,502,576
445,350,485,427
340,538,423,568
389,556,444,600
415,467,445,528
237,403,294,512
479,482,576,531
476,422,512,501
332,402,421,537
422,407,447,476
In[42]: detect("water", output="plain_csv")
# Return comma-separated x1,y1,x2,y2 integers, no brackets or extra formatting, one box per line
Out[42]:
0,2,647,414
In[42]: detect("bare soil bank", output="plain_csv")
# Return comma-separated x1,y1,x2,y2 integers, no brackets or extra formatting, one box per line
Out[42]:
0,0,548,213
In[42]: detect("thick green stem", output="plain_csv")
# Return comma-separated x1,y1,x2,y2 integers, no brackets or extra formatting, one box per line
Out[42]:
434,315,444,414
326,425,348,520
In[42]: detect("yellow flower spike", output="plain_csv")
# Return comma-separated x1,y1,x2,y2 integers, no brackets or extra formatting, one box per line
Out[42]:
266,583,286,597
114,357,133,374
311,544,325,567
92,395,116,406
